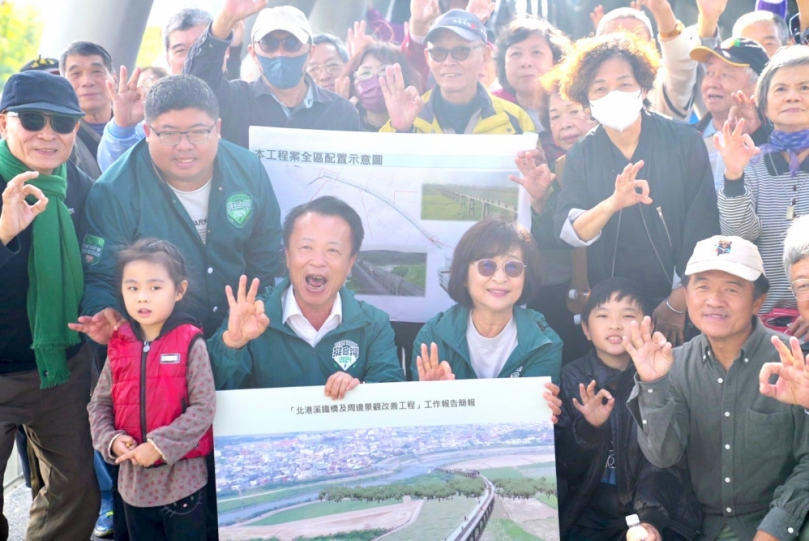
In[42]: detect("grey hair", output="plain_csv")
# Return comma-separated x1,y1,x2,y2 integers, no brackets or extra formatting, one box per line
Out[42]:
596,8,653,41
743,66,759,87
163,8,213,51
783,215,809,279
312,34,349,63
733,10,790,48
756,45,809,119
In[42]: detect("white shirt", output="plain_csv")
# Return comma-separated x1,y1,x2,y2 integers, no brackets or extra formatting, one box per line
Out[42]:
281,286,342,347
169,178,212,244
466,314,518,379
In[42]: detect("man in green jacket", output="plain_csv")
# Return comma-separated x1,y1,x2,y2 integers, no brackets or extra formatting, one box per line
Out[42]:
74,74,282,341
208,196,404,396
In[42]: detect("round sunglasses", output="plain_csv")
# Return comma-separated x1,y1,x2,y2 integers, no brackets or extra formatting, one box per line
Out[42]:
257,35,305,54
7,111,78,134
473,259,526,278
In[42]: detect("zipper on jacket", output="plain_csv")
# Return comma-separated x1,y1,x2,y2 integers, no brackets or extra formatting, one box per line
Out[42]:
140,341,150,445
656,206,673,247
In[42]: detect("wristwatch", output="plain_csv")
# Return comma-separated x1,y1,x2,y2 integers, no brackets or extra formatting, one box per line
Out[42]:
659,20,685,41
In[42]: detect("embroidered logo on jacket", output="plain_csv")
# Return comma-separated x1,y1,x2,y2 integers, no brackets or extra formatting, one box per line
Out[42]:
226,192,253,228
332,340,359,371
81,235,105,266
509,366,524,378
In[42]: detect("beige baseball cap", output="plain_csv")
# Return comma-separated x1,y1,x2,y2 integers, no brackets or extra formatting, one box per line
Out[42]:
685,235,765,282
251,6,312,45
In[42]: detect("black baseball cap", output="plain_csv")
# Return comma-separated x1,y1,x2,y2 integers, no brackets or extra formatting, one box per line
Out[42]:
425,9,487,44
19,55,60,75
0,71,85,117
690,37,769,75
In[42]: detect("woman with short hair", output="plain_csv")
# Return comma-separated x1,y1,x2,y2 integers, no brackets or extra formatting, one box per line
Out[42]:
412,218,562,382
551,32,719,346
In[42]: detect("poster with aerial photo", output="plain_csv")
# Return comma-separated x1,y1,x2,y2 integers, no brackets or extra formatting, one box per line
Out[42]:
213,378,559,541
250,127,536,323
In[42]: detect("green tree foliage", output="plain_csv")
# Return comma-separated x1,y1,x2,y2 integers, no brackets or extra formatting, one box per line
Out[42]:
0,1,43,90
490,477,557,500
391,266,409,278
319,474,486,503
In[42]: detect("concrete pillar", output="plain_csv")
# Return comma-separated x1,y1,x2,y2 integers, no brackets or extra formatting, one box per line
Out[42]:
38,0,154,72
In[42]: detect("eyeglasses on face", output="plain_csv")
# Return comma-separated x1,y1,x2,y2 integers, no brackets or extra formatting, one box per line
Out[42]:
792,278,809,301
7,111,78,134
307,62,344,77
354,67,389,82
426,44,484,62
147,124,216,146
257,34,305,54
473,259,526,278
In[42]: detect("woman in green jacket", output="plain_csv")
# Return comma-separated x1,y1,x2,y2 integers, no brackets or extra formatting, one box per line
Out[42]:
412,217,563,383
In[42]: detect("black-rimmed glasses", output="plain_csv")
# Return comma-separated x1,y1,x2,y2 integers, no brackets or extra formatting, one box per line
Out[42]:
7,111,78,134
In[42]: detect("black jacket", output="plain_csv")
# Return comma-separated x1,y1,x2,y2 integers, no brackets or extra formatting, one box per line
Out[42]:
0,161,92,373
557,350,703,540
554,110,720,304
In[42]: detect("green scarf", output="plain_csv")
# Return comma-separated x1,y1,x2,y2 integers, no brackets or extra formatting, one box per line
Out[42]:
0,141,83,388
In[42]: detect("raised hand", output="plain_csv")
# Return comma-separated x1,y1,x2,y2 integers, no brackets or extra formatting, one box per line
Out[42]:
572,380,615,428
759,336,809,408
346,20,375,59
696,0,728,24
214,0,269,39
409,0,441,36
623,316,674,382
68,307,126,345
222,275,269,349
590,5,605,30
466,0,496,24
607,161,652,213
324,371,361,400
727,91,761,135
715,118,760,181
416,343,455,381
108,65,144,129
380,63,423,131
334,75,357,106
543,382,562,424
0,171,46,246
509,150,555,213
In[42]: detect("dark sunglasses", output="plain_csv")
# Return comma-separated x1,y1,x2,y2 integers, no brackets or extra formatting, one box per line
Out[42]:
474,259,526,278
427,44,483,62
257,34,305,54
7,111,78,134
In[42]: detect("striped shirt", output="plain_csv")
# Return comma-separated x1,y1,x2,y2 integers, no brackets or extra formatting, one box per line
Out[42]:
717,152,809,312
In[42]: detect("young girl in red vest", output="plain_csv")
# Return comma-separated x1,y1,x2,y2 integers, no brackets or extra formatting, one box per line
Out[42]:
87,239,215,541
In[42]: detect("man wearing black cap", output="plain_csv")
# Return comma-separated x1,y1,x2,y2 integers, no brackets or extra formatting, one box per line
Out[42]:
381,9,534,135
0,71,99,540
691,37,772,190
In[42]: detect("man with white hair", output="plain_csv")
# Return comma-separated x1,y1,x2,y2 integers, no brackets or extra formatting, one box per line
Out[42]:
733,9,793,58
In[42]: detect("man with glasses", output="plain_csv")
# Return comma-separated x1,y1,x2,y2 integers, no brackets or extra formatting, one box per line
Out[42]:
380,9,535,135
185,0,360,149
308,34,349,93
0,71,99,541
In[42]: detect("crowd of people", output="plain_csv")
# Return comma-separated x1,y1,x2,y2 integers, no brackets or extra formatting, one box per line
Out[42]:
3,0,809,540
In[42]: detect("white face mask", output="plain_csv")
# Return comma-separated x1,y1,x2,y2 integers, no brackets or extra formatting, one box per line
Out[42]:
588,90,644,132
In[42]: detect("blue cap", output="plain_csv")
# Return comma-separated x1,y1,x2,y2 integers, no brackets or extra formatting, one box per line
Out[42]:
0,71,85,117
425,9,487,44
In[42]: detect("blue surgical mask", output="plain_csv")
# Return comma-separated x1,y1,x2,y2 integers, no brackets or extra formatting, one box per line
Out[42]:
256,51,308,89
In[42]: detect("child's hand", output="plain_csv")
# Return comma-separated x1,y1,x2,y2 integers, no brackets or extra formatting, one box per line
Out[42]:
111,434,136,458
115,441,163,467
572,380,615,428
543,382,562,424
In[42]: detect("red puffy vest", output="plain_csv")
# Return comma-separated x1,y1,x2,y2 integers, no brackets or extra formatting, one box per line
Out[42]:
108,322,213,465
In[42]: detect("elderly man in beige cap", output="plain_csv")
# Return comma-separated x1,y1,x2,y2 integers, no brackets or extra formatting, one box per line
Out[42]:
184,0,360,149
625,235,809,541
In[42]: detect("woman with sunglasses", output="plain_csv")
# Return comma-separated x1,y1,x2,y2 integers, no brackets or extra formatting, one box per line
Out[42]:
412,217,562,383
335,42,424,132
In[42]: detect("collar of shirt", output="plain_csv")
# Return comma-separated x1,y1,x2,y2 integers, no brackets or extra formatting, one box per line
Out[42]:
761,148,809,177
256,74,318,118
697,316,773,366
281,285,342,347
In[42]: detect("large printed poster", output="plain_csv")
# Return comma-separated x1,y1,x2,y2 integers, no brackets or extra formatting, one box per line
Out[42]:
214,378,559,541
250,128,537,323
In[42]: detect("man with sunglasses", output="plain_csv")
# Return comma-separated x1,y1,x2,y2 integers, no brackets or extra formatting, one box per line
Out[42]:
184,0,360,149
380,9,535,136
0,71,99,541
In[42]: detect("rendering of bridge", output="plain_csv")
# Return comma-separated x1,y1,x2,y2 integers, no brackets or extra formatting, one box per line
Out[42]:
352,260,425,296
433,186,518,221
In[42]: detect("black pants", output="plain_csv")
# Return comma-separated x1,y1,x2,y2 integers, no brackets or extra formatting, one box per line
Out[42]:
123,487,206,541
